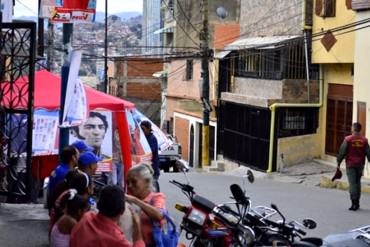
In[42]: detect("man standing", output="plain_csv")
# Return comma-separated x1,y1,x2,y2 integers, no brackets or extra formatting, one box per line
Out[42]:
48,146,79,193
337,122,370,211
140,121,160,192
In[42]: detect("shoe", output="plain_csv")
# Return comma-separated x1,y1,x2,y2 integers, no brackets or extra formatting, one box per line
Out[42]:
349,199,356,211
353,199,360,211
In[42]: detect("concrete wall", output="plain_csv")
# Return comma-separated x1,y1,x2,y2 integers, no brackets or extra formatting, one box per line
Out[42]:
354,11,370,142
174,0,240,48
240,0,304,37
230,77,320,106
312,0,355,64
277,134,321,170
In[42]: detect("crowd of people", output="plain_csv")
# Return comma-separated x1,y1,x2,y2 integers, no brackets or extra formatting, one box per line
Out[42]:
47,121,166,247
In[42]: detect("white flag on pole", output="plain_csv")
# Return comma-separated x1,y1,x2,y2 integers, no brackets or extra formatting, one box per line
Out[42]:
61,50,88,127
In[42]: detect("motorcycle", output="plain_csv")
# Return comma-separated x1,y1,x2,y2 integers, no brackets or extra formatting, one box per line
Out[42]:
171,165,255,246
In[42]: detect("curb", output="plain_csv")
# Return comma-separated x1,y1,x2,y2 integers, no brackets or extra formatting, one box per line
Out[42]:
319,176,370,194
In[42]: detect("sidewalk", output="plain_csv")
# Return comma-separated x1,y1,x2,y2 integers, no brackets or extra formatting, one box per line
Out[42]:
0,203,48,247
222,160,370,194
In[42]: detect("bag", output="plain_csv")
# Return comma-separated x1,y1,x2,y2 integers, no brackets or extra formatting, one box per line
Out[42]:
152,210,179,247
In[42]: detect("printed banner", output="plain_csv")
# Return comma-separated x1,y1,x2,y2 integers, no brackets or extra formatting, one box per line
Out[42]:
32,110,59,156
126,110,152,166
40,0,96,23
61,50,88,127
131,109,173,153
69,111,113,173
0,0,13,23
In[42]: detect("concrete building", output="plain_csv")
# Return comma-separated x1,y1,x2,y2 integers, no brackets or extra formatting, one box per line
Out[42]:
143,0,162,54
112,57,164,125
311,0,355,162
162,0,240,167
352,0,370,178
217,0,321,172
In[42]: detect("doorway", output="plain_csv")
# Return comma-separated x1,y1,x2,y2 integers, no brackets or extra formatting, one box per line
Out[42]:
325,84,353,155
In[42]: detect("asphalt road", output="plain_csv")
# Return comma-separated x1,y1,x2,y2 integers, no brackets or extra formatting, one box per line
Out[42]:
160,172,370,238
1,171,370,246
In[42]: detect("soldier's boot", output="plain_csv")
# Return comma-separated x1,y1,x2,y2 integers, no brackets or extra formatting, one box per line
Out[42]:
349,199,357,211
353,199,360,211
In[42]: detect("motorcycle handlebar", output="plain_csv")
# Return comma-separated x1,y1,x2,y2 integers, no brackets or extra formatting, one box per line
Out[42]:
170,180,194,193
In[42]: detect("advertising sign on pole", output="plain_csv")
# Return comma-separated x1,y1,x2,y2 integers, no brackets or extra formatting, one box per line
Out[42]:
40,0,96,23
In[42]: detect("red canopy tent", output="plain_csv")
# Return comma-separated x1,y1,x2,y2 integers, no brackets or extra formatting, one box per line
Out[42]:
15,70,135,180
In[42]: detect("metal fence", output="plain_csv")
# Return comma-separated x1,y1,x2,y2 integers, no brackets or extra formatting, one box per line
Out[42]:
0,21,35,202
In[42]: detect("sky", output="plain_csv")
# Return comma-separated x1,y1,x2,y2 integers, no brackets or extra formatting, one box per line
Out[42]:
14,0,143,17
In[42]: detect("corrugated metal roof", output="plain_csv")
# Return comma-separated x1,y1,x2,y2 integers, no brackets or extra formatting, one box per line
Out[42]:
225,35,300,51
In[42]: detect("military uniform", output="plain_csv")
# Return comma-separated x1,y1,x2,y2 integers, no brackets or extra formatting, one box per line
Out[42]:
337,134,370,210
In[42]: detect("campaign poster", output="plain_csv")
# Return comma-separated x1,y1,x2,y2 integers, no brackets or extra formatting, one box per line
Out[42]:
131,109,173,154
125,110,152,166
40,0,96,23
32,110,59,156
69,111,113,173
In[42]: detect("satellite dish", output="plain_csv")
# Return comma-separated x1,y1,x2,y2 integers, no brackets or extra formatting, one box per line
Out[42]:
216,6,228,19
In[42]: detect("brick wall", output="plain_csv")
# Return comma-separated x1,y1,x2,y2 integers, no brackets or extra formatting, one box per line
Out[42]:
175,117,189,161
127,82,161,100
127,60,163,78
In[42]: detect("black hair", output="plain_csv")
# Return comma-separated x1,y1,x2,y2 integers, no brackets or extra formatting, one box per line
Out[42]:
66,194,88,217
47,170,79,210
71,112,109,139
97,185,125,218
60,146,78,164
353,122,362,133
140,120,152,131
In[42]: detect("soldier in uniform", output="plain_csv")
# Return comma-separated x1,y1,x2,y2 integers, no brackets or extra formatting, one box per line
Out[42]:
337,122,370,211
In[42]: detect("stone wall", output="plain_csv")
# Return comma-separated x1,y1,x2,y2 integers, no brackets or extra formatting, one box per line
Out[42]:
240,0,304,37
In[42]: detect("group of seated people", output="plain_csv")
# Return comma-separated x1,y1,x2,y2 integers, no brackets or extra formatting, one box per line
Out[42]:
47,141,167,247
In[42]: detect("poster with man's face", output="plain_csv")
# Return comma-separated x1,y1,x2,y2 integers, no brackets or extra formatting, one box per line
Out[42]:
70,111,112,173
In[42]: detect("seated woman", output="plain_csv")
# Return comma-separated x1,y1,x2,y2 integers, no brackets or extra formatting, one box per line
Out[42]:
50,189,88,247
125,164,166,246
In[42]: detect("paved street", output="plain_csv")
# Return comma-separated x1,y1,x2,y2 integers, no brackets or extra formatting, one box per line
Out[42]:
161,172,370,238
1,171,370,246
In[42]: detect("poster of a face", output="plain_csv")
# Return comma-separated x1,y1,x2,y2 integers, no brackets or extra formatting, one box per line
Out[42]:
125,110,152,165
70,111,112,173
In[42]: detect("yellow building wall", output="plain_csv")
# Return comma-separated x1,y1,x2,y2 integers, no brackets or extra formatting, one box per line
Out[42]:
325,64,354,85
277,134,321,169
312,0,355,64
354,11,370,179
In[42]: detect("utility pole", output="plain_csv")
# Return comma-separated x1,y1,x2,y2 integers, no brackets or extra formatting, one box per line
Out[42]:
46,21,54,71
37,0,44,58
58,23,73,153
103,0,108,93
201,0,210,168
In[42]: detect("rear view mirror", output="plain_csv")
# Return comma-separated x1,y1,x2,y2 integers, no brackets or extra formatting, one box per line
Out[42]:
230,184,248,205
303,219,317,229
